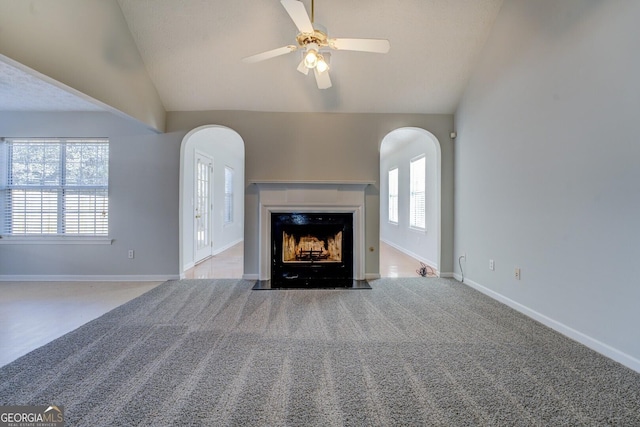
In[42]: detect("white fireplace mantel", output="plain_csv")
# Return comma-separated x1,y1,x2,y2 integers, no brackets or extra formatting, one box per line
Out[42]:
249,179,374,186
253,180,372,281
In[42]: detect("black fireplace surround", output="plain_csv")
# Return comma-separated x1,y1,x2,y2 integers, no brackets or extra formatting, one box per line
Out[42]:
271,212,353,287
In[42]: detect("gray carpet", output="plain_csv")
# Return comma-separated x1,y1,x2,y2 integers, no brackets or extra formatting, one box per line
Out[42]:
1,278,639,426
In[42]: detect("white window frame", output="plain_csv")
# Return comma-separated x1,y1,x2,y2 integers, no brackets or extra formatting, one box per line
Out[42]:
0,138,111,244
388,167,399,224
409,154,426,231
224,166,234,225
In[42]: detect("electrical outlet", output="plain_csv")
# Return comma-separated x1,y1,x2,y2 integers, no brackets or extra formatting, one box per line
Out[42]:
128,250,134,259
515,267,521,280
489,259,495,270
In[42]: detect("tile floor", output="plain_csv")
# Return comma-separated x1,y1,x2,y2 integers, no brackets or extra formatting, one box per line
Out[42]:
0,281,161,367
0,241,432,366
183,241,432,279
184,241,244,279
379,241,436,278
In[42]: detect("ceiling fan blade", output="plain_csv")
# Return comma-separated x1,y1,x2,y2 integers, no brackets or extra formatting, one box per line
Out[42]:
280,0,314,34
314,68,332,89
242,45,298,63
329,38,391,53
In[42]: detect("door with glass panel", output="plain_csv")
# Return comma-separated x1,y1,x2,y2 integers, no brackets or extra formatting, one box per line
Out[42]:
194,152,213,263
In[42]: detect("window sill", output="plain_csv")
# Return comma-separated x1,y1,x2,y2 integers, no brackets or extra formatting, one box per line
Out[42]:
0,236,113,245
409,226,427,234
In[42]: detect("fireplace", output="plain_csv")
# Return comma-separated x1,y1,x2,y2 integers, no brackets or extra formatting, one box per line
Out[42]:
271,212,353,287
251,181,373,289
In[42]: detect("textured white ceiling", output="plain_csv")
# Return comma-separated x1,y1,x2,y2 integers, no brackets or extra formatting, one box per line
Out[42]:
0,0,504,116
0,59,105,112
117,0,504,114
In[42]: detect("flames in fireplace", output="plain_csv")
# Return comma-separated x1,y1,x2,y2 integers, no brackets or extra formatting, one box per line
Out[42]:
282,231,342,263
271,212,353,287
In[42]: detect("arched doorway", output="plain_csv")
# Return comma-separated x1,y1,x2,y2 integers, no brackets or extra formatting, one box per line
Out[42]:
179,125,245,278
379,127,442,277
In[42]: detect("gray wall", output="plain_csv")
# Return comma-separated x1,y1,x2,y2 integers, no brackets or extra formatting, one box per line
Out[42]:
1,111,454,280
0,112,178,279
167,111,455,278
454,0,640,369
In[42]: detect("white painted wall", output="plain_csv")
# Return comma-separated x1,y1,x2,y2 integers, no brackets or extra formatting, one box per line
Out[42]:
454,0,640,370
180,126,244,271
380,129,440,270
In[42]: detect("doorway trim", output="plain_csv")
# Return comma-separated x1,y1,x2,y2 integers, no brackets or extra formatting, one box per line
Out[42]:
179,125,245,278
194,150,214,264
379,127,442,275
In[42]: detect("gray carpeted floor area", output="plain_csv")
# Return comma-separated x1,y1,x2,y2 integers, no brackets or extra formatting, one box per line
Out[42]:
1,278,639,426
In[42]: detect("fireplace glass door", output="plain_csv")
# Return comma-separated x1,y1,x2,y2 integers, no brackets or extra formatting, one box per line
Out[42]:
271,213,353,287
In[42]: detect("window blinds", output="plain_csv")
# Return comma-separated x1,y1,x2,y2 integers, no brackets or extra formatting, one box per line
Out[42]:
410,156,426,230
224,166,234,224
388,168,399,223
1,138,109,237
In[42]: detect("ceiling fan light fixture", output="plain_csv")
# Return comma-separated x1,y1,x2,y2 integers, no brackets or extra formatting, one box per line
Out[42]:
303,43,319,68
316,54,329,73
304,50,318,68
297,59,310,75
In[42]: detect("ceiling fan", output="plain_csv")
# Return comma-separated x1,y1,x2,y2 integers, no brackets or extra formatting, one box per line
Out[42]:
242,0,390,89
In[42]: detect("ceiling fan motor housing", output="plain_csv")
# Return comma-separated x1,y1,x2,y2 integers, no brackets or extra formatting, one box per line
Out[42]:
296,28,329,49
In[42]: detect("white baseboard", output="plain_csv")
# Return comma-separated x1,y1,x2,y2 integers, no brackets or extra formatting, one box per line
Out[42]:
438,272,455,278
365,273,381,280
0,275,179,282
380,238,439,271
183,261,195,271
461,276,640,374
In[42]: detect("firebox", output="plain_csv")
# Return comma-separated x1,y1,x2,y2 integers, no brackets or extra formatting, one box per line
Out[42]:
271,212,353,287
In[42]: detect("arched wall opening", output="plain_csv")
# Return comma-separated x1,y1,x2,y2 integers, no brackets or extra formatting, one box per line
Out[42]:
379,127,442,275
179,125,245,277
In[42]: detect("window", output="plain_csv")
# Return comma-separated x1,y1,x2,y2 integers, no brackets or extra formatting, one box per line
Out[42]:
410,155,426,230
1,138,109,238
388,167,398,223
224,166,234,224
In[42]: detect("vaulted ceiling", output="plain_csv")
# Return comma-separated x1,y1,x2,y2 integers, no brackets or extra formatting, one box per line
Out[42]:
0,0,504,116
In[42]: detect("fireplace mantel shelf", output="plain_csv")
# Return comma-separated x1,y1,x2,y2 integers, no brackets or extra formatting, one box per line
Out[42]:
254,179,368,282
249,180,374,186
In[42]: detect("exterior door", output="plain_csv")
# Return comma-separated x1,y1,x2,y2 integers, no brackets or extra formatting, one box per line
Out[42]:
195,152,213,263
